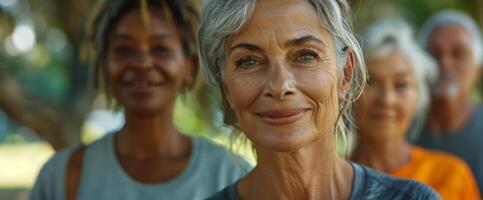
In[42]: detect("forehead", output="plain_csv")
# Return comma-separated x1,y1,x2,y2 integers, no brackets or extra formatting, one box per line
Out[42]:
367,50,414,78
111,7,178,36
229,0,332,47
429,24,473,48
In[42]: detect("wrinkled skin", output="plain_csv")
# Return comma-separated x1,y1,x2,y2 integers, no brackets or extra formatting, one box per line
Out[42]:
222,0,355,199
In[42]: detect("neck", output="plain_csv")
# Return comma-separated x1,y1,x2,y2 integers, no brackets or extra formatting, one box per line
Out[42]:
116,105,190,159
239,134,353,200
351,135,410,173
427,97,473,133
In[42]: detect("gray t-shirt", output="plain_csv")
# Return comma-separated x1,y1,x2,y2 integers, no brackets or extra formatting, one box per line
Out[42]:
414,104,483,195
206,163,440,200
30,133,251,200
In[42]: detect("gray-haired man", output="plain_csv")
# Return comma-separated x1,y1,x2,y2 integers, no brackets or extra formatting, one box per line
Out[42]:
416,10,483,196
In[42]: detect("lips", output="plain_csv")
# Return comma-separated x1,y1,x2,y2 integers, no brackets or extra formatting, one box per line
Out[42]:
121,71,165,89
369,113,397,121
256,109,307,126
123,80,164,88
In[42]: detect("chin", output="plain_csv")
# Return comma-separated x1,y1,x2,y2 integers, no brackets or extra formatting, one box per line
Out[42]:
250,128,320,153
363,128,400,140
125,104,166,117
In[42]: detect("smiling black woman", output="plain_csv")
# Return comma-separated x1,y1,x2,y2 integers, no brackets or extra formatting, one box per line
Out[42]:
30,1,250,200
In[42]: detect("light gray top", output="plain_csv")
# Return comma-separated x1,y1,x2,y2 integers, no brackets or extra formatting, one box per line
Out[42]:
30,133,251,200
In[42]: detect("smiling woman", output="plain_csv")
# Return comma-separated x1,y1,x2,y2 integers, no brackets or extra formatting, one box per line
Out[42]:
198,0,441,199
352,17,481,200
29,1,250,200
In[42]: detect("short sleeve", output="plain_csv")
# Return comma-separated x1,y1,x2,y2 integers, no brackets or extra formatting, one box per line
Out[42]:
29,146,75,200
457,161,481,199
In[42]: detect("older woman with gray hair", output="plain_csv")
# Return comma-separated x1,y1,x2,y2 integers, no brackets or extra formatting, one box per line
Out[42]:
351,17,480,200
415,10,483,196
198,0,439,199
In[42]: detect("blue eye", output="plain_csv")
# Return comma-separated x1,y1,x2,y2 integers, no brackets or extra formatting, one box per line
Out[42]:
298,54,315,62
296,49,319,63
235,56,261,69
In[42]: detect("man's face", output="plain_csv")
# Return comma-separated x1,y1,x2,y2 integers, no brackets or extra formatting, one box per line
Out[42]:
427,24,481,101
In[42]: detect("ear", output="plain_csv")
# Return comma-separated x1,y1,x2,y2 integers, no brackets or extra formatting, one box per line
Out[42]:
183,55,197,86
339,49,355,98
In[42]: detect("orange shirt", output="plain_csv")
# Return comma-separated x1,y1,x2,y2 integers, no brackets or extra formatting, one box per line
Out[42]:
391,146,480,200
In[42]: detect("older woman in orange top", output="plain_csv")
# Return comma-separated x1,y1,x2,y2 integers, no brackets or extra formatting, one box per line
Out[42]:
351,18,480,200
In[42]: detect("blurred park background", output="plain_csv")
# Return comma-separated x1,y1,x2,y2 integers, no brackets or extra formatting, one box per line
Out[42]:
0,0,482,199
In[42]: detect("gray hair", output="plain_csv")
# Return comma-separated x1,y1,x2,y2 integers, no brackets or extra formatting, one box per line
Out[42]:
419,10,483,65
197,0,367,152
363,17,438,139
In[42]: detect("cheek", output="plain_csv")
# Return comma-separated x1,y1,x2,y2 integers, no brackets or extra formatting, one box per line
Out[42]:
106,60,123,92
159,58,188,82
295,68,338,104
399,89,419,119
295,68,339,129
223,72,265,110
459,64,481,88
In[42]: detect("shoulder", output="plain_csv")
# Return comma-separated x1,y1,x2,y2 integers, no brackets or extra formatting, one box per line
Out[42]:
204,182,239,200
413,146,469,170
195,136,231,155
30,144,79,200
413,146,475,180
194,136,252,170
475,104,483,118
36,145,78,181
362,166,441,200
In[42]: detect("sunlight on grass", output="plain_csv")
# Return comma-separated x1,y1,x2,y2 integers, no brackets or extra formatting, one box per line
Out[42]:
0,142,53,189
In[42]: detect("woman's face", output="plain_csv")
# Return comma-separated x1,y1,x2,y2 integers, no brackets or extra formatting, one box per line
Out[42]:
355,50,419,140
223,0,351,152
107,7,191,116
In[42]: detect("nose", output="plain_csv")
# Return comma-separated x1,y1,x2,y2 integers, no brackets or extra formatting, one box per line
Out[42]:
131,50,155,70
438,53,453,75
264,61,296,100
377,86,397,107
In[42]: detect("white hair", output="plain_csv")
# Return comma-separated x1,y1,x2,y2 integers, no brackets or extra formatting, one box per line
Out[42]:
362,17,438,139
419,10,483,66
197,0,367,154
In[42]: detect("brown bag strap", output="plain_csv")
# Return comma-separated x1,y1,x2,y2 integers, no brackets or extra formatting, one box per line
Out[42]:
66,145,85,200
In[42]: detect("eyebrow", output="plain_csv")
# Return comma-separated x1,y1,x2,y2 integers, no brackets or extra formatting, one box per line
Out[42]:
227,35,326,54
111,33,175,41
151,33,176,40
229,43,263,53
285,35,326,48
395,71,411,78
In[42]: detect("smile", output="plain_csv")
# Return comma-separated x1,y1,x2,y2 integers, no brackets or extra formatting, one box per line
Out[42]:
123,80,164,88
256,109,308,126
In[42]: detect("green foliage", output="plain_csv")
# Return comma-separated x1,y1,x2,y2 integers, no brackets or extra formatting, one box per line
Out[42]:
396,0,473,28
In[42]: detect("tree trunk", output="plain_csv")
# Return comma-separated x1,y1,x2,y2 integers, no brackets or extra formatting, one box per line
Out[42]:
0,0,97,150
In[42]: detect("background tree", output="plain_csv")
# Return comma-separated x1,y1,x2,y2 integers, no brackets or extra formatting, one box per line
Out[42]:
1,0,97,150
0,0,481,151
